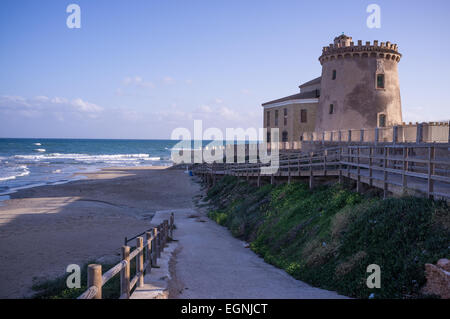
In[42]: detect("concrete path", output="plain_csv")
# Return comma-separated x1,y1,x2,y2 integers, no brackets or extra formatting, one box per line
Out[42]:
168,208,347,299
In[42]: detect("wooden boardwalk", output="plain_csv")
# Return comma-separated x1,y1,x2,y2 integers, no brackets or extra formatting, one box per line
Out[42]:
193,143,450,200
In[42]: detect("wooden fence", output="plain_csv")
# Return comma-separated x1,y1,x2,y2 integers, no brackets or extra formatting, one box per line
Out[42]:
77,213,175,299
192,144,450,200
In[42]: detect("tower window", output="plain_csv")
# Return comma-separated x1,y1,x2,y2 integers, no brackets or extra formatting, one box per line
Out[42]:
267,132,271,143
275,110,279,126
332,70,337,80
266,111,270,126
283,108,287,125
282,131,288,142
300,109,307,123
379,114,386,127
329,104,334,114
376,74,385,89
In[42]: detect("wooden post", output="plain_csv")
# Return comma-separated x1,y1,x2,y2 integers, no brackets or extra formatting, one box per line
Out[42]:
360,129,364,142
164,220,169,244
338,147,343,184
157,226,162,258
323,150,327,177
369,147,373,187
146,231,153,271
428,146,435,199
416,123,423,144
356,147,361,193
170,213,174,238
288,154,291,184
348,130,351,143
309,152,314,189
136,237,144,288
402,147,408,192
383,147,388,199
393,126,398,144
87,264,102,299
163,221,167,247
347,147,351,178
448,121,450,144
152,227,159,265
120,246,131,299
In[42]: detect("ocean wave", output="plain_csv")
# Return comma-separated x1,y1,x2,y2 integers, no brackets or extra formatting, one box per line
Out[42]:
34,148,46,152
0,165,30,182
33,143,42,146
13,153,162,164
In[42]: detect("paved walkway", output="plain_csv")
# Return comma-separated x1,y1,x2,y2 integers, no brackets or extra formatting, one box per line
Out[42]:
167,208,347,299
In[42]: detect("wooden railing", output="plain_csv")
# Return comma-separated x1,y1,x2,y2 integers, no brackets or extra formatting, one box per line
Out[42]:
77,213,175,299
192,144,450,200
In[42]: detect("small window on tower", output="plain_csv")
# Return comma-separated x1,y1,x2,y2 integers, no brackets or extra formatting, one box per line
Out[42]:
377,74,385,89
283,108,287,125
332,70,337,80
329,104,334,114
275,110,279,126
379,114,386,127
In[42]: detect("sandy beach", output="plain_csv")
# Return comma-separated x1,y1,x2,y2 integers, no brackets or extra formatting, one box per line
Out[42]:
0,166,199,298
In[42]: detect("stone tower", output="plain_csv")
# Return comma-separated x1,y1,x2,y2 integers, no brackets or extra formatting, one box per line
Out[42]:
315,34,402,132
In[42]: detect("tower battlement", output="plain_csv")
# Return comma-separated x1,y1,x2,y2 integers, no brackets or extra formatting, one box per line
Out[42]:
319,36,402,65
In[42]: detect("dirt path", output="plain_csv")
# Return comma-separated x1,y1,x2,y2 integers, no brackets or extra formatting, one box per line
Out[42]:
169,208,347,299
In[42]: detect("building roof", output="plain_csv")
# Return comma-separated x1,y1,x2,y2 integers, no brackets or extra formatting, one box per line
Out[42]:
262,90,319,106
298,76,321,89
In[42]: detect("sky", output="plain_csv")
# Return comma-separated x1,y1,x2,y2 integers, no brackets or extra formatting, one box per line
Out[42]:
0,0,449,139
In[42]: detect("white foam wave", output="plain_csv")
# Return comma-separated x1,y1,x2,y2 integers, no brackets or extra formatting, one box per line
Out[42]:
14,153,162,164
33,143,42,146
34,148,46,152
0,165,30,182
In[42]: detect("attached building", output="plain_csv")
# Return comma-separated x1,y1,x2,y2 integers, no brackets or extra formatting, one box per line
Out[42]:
262,77,321,144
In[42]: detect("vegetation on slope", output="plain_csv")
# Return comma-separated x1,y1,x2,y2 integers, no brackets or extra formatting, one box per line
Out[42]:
205,176,449,299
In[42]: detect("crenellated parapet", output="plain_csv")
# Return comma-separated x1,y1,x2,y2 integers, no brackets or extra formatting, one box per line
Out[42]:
319,38,402,65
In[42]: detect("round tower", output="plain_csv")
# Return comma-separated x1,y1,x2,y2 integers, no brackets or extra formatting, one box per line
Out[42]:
315,34,402,132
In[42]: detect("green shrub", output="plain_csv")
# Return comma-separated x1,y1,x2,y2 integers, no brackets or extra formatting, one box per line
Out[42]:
204,178,450,299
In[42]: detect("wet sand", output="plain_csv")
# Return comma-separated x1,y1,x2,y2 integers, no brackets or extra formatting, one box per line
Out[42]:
0,166,199,298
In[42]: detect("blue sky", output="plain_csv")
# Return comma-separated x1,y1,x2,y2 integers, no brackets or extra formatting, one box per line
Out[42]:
0,0,449,139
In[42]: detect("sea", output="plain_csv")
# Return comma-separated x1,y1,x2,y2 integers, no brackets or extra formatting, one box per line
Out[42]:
0,138,181,199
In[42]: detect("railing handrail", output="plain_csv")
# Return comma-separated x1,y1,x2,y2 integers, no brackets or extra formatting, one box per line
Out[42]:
193,143,450,200
77,213,175,299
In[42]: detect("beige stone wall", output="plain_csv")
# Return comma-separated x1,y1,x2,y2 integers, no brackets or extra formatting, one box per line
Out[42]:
264,103,318,142
316,55,402,132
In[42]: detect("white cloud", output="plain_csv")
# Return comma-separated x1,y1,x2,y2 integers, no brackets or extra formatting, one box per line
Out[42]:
163,76,175,84
0,95,104,120
71,98,103,113
122,76,154,89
